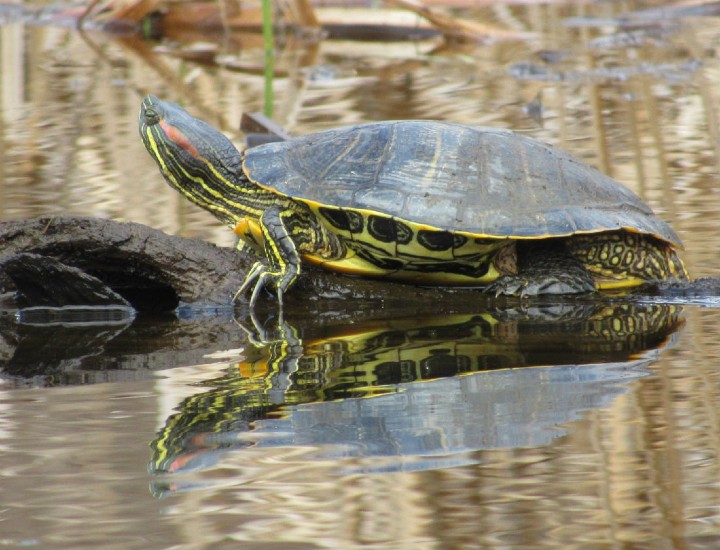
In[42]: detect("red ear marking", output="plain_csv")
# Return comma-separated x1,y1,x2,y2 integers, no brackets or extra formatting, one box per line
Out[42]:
160,120,200,159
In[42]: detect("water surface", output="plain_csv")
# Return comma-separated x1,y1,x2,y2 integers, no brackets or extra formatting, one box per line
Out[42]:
3,1,720,547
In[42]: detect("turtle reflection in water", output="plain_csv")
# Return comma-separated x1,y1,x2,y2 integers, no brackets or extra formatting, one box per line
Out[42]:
149,303,683,478
139,97,688,312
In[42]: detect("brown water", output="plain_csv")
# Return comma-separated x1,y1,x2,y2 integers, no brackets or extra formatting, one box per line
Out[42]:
3,1,720,547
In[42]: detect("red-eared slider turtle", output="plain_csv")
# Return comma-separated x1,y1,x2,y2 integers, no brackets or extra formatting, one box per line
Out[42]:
138,95,688,307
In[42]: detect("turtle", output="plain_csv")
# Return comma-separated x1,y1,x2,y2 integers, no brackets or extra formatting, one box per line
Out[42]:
138,95,688,308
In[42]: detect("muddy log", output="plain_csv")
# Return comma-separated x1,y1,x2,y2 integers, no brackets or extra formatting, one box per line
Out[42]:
0,217,252,311
0,216,501,314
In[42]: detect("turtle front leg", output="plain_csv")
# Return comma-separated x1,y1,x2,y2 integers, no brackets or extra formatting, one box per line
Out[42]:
234,205,301,308
485,242,596,296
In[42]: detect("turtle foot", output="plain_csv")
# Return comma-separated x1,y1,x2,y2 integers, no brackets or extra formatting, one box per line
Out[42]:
485,242,597,297
484,272,596,297
233,260,299,312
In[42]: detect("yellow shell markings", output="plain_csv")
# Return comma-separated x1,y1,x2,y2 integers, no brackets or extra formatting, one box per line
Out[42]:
288,197,513,283
315,130,365,184
415,127,444,192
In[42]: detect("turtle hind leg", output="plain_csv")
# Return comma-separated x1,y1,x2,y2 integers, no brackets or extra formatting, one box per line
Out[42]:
566,232,688,284
484,241,596,296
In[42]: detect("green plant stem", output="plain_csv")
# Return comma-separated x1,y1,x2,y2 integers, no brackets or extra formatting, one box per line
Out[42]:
262,0,274,118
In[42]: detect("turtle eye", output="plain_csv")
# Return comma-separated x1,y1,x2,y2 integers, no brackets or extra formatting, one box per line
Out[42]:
143,107,160,125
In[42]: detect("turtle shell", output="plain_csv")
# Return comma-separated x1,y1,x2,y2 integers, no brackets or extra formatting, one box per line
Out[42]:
242,121,682,248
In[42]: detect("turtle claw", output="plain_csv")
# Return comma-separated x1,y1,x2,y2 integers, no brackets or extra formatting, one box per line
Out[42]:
484,276,529,298
233,262,265,304
233,261,289,316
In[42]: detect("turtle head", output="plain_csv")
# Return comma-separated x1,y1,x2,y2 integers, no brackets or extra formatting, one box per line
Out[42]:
139,95,245,224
